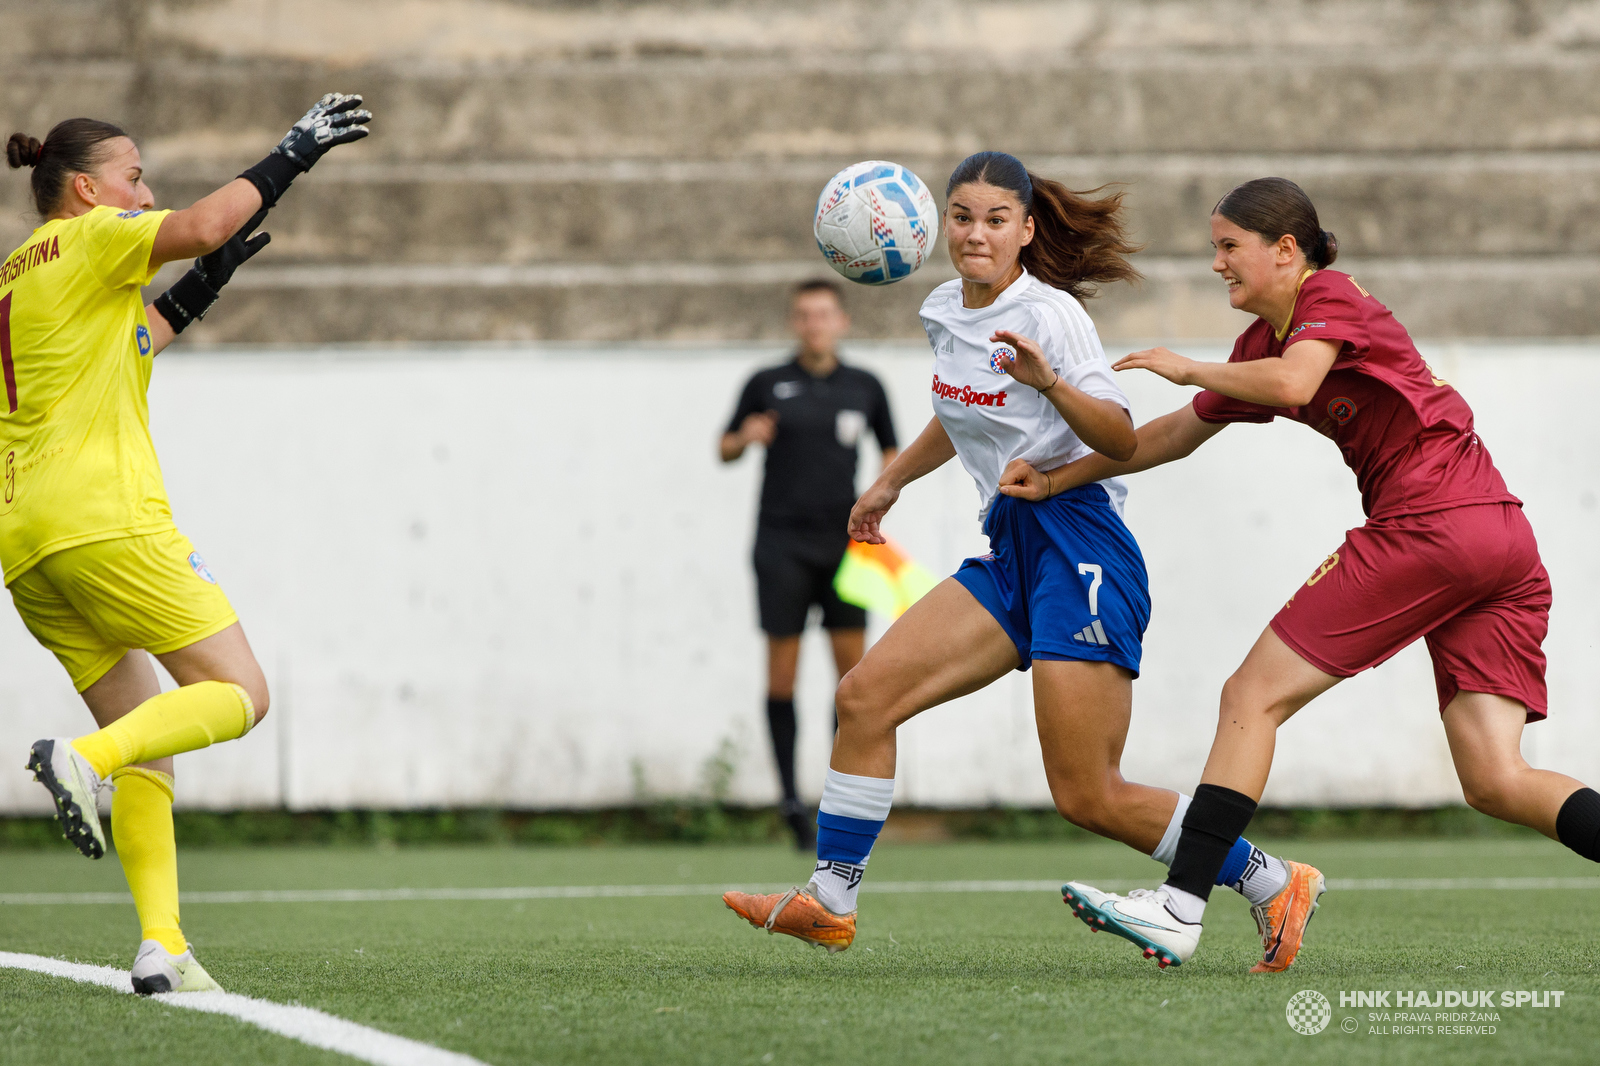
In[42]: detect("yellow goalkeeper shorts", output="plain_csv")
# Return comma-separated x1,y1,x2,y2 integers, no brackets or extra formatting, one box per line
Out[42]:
7,529,238,692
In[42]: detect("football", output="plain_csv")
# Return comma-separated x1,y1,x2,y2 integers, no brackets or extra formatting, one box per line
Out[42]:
813,160,940,285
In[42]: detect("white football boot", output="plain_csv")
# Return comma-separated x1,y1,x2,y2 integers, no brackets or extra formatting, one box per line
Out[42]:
1062,882,1202,968
26,738,106,859
130,939,223,995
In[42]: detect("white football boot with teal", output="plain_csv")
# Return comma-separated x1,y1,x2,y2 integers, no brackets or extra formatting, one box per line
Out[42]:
130,940,223,995
1062,882,1201,968
26,738,106,859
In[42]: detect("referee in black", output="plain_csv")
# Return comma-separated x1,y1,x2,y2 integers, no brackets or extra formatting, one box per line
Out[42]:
720,279,898,848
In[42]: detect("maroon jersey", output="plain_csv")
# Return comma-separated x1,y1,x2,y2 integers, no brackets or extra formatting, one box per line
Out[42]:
1192,270,1519,519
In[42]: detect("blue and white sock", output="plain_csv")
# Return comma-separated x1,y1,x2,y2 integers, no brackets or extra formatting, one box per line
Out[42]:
1220,838,1289,906
810,767,894,915
1154,793,1285,907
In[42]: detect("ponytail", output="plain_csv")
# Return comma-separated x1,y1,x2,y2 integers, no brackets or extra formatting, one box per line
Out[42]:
1214,177,1339,270
946,151,1142,299
6,118,129,217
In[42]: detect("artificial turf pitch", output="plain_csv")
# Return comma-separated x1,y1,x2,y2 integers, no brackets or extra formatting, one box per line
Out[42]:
1,838,1594,1065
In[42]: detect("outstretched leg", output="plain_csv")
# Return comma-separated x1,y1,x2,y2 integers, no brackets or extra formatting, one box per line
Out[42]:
819,577,1018,909
1162,627,1339,911
1032,659,1173,852
1060,628,1340,969
70,623,268,782
723,578,1016,949
80,650,221,992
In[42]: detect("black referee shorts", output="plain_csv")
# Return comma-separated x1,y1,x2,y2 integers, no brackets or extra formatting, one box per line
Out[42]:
752,526,867,637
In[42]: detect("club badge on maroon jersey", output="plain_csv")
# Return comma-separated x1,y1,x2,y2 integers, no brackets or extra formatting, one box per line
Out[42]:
1328,397,1357,425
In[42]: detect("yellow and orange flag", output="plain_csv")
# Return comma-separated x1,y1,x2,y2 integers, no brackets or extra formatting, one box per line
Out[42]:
833,538,938,619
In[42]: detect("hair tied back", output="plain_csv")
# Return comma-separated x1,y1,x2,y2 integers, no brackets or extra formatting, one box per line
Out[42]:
6,134,44,169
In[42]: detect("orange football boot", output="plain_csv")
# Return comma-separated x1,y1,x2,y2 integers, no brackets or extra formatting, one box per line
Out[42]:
722,886,856,953
1249,860,1326,973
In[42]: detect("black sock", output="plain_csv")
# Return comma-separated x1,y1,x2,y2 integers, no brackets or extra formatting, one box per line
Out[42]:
1165,784,1258,901
765,697,798,802
1556,788,1600,862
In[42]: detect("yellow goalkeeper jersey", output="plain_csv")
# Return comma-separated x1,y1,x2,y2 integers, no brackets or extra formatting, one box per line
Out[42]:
0,205,175,583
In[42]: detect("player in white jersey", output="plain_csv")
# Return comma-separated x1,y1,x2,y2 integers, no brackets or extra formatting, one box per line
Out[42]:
724,152,1301,967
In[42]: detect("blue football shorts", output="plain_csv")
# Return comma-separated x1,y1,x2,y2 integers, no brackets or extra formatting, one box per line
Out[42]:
954,482,1151,676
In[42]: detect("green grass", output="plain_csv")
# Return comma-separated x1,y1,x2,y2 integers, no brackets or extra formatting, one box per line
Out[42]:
2,839,1596,1065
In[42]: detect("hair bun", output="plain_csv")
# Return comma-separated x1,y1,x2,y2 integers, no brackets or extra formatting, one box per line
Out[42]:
6,133,43,169
1318,229,1339,268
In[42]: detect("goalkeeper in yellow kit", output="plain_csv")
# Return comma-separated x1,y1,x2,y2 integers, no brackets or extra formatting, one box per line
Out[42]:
3,94,371,993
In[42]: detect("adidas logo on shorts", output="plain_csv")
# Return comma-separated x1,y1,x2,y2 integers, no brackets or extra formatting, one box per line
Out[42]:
1073,620,1111,646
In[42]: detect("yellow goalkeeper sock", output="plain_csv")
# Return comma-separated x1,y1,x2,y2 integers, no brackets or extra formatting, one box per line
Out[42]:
110,767,186,955
72,681,255,781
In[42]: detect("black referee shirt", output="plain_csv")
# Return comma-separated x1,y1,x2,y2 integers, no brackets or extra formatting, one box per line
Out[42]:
726,356,897,533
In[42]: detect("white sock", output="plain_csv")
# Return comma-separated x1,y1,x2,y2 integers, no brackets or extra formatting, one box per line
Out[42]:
809,859,866,914
1231,846,1290,906
1151,793,1191,867
1161,885,1207,926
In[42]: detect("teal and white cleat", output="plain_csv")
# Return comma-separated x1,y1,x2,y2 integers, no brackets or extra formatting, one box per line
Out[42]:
26,738,106,859
1062,882,1201,969
131,940,223,995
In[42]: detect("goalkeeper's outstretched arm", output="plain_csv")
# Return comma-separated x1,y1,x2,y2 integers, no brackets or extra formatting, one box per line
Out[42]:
147,93,373,349
149,93,372,270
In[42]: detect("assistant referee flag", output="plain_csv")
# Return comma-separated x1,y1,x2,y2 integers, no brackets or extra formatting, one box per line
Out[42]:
833,539,937,619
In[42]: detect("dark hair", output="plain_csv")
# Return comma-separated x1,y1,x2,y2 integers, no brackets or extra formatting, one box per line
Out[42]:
944,151,1141,299
1213,177,1338,269
7,118,130,216
792,278,844,305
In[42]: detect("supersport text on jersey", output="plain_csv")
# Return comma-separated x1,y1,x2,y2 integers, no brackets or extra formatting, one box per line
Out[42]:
919,268,1130,522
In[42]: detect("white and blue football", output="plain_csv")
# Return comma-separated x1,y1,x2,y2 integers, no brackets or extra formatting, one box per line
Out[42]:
814,160,939,285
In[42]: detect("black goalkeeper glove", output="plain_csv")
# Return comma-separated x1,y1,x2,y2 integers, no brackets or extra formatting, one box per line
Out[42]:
238,92,372,208
152,208,272,335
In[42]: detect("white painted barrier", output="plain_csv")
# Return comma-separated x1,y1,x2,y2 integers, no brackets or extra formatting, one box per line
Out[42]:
0,341,1594,813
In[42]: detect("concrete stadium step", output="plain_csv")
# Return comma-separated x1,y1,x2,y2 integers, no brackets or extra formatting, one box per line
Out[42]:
9,50,1600,165
32,0,1600,63
170,255,1600,345
43,153,1587,268
9,0,1600,341
11,152,1593,266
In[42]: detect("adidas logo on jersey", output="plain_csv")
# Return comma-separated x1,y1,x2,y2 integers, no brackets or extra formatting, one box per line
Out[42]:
1073,620,1111,645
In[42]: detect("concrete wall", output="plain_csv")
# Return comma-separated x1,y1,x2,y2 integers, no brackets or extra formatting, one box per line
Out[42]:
0,341,1595,814
4,0,1600,341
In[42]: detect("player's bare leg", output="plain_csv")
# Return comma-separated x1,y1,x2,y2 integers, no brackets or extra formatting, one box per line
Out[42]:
1033,659,1174,853
1445,693,1586,837
155,623,270,728
725,579,1015,950
1199,627,1342,799
829,578,1017,778
1065,628,1338,969
827,627,865,686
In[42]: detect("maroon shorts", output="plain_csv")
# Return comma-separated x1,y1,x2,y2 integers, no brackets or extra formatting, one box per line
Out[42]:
1271,503,1551,721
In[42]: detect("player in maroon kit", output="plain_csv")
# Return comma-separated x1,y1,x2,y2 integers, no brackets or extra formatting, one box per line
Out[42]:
1000,177,1600,971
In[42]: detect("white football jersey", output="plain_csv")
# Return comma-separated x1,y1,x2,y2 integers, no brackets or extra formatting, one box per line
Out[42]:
919,269,1130,522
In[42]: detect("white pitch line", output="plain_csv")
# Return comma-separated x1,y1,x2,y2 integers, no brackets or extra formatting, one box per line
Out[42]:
0,952,489,1066
2,875,1598,907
